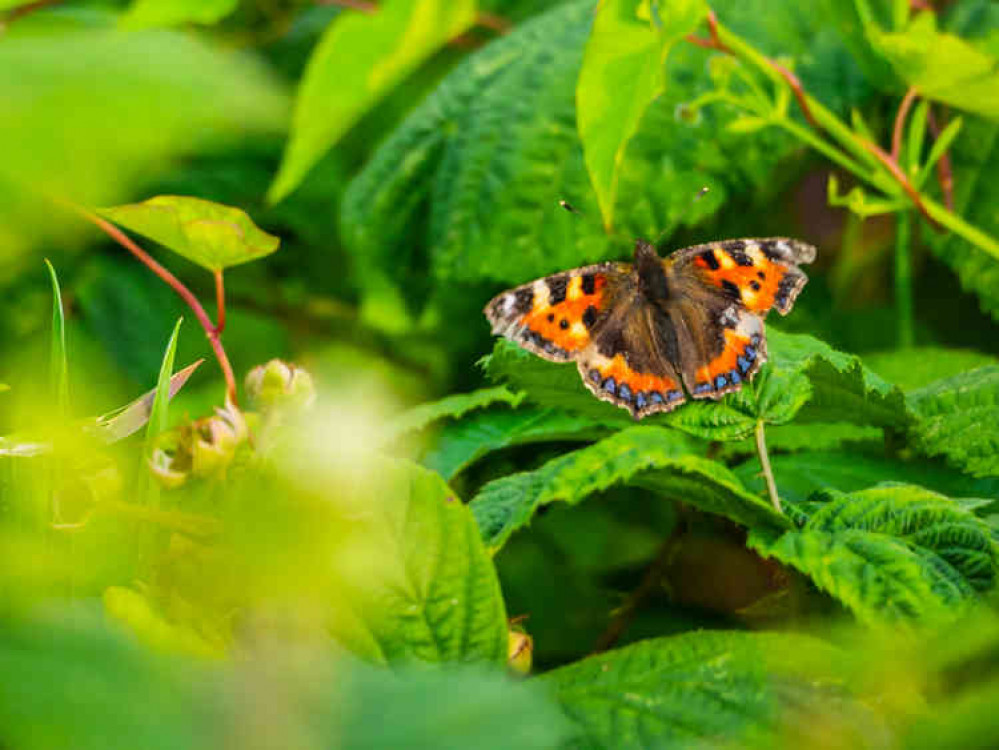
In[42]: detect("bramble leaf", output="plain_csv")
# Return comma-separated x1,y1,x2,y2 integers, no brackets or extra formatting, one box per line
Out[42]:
98,196,279,272
865,347,998,391
269,0,476,202
470,426,789,553
576,0,706,230
750,484,999,625
907,366,999,478
386,386,523,439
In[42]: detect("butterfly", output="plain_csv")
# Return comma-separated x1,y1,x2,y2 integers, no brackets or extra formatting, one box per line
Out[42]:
484,237,816,419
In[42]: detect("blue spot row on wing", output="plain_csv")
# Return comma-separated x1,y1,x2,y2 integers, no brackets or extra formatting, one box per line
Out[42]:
588,370,682,410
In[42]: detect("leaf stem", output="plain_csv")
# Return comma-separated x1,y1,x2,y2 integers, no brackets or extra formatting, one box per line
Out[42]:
214,269,226,336
892,88,919,162
754,420,780,513
65,202,239,405
895,210,915,347
927,106,956,211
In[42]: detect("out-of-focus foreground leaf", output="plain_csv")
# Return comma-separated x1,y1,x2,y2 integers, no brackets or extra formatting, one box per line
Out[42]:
268,0,477,203
118,0,238,29
98,196,280,272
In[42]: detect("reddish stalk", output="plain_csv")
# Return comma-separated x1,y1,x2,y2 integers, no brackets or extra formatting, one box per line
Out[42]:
214,269,227,336
892,87,919,162
768,61,818,129
927,107,956,211
861,139,941,230
67,203,239,405
316,0,377,12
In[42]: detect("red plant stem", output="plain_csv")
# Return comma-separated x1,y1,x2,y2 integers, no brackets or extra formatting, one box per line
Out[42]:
0,0,62,29
475,11,511,33
861,140,941,230
892,87,919,162
68,203,239,405
316,0,377,12
927,107,956,211
769,61,818,129
214,269,226,336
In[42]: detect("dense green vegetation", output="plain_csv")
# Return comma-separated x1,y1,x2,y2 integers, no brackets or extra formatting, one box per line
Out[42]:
2,0,999,747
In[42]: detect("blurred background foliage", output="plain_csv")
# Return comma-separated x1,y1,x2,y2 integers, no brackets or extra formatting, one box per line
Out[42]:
2,0,999,748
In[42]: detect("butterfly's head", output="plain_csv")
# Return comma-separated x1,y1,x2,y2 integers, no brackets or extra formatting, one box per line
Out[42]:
634,240,669,300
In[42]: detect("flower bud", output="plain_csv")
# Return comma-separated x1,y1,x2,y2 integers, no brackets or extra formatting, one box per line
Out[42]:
245,359,316,413
507,626,533,676
148,398,248,488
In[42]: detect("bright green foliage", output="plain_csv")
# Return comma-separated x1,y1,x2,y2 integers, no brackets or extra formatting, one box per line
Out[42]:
750,484,998,625
328,460,509,665
470,426,788,554
907,366,999,478
44,260,69,416
99,196,280,272
103,586,221,658
865,347,998,391
269,0,477,202
387,386,523,438
423,407,615,480
145,319,183,451
118,0,238,29
545,630,881,750
576,0,706,230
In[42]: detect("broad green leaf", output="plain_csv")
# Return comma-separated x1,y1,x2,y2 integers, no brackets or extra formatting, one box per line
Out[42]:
386,386,523,439
103,586,221,658
44,259,69,416
483,330,907,441
119,0,237,29
734,451,999,507
721,421,881,459
576,0,706,230
268,0,477,202
423,407,616,480
750,484,999,625
328,459,508,665
545,630,884,750
907,366,999,478
470,426,789,553
98,196,279,272
0,31,287,268
865,347,998,391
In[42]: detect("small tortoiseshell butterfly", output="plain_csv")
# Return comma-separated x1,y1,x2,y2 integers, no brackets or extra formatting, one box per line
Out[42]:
484,237,816,419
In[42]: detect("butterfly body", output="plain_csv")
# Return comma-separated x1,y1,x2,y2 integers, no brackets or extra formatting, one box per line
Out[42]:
485,237,816,419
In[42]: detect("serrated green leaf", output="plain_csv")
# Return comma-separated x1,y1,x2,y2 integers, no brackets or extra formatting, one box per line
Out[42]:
44,259,69,416
907,366,999,478
734,451,999,507
545,630,882,750
423,407,615,480
470,426,789,553
750,484,999,625
386,386,523,439
329,459,508,665
576,0,706,230
269,0,476,202
119,0,237,29
98,196,279,272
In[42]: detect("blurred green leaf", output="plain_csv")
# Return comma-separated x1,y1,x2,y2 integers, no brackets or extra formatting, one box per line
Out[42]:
98,196,279,272
104,586,221,658
750,484,999,625
907,366,999,478
119,0,238,29
44,259,69,415
544,630,884,750
470,426,789,554
576,0,706,230
269,0,477,203
387,386,523,439
0,31,287,268
145,319,183,451
864,347,998,391
329,459,509,666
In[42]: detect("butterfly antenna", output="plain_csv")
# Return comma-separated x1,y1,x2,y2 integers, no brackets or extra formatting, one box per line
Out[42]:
652,186,710,248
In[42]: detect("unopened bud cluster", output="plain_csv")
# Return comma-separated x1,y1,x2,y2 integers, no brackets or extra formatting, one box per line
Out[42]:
149,397,248,488
244,359,316,413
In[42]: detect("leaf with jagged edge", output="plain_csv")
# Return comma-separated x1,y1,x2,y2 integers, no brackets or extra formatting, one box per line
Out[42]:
907,366,999,479
545,630,886,750
482,329,907,441
470,426,789,554
385,386,523,440
749,484,999,626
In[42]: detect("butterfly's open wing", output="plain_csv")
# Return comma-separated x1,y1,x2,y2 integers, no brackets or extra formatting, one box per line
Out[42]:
484,262,627,362
664,237,815,400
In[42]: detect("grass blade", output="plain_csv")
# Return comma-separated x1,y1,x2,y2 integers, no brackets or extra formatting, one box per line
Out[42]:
44,259,69,416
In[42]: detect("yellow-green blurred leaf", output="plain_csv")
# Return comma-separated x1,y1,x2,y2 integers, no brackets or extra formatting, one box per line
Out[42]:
98,196,279,272
103,586,222,658
576,0,706,230
119,0,238,29
269,0,477,203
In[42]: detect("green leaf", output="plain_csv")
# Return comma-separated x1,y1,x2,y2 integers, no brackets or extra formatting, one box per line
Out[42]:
734,450,999,507
98,196,279,272
483,330,907,441
0,31,287,263
749,484,999,625
907,366,999,478
103,586,221,658
268,0,476,203
545,630,882,750
576,0,706,230
386,386,523,439
423,407,615,480
136,318,183,507
470,426,789,553
119,0,237,29
864,347,998,391
329,459,509,665
44,259,69,416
